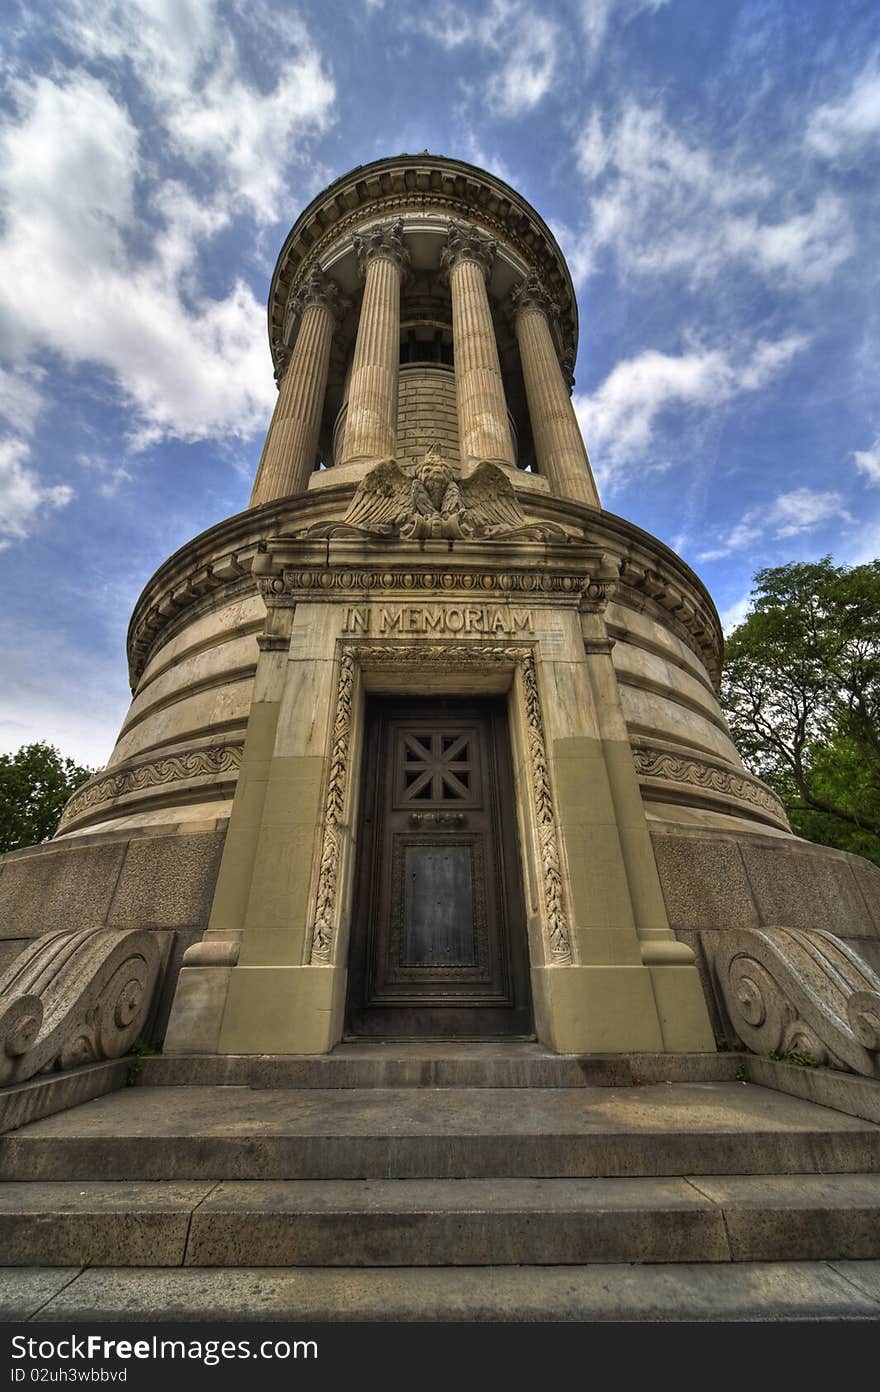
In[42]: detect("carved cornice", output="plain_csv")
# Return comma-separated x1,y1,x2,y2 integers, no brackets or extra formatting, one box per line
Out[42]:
308,641,572,966
441,220,497,280
58,743,243,832
353,219,411,277
631,743,788,826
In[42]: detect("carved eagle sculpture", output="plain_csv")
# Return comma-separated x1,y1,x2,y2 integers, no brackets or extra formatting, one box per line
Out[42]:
309,449,571,542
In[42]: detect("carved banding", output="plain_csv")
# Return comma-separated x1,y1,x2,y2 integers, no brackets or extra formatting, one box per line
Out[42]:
0,927,162,1086
631,743,788,828
58,743,243,832
710,926,880,1077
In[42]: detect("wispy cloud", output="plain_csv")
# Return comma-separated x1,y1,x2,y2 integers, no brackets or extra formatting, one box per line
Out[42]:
407,1,559,117
698,488,852,562
0,439,73,549
574,333,808,493
854,437,880,485
806,55,880,160
565,101,853,289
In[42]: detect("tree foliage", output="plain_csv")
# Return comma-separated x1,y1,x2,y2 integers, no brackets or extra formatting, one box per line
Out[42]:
0,743,95,854
721,558,880,866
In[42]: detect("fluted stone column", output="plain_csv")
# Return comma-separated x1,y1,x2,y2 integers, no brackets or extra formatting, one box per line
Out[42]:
512,275,600,507
249,268,345,508
442,222,515,468
339,220,409,466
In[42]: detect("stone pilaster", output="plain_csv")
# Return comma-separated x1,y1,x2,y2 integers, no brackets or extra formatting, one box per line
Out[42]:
249,268,346,508
512,275,600,508
442,222,515,468
338,220,409,466
577,583,715,1051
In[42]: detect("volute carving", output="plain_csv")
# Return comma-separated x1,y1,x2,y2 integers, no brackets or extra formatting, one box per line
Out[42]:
441,220,497,280
0,927,163,1085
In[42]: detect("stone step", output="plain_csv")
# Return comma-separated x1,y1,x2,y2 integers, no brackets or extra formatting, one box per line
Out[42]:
135,1047,742,1090
7,1261,880,1322
2,1082,879,1181
3,1175,880,1268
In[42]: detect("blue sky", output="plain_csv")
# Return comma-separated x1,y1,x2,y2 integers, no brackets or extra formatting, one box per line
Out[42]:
1,0,878,766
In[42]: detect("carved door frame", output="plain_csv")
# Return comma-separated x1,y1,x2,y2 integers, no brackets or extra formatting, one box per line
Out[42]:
304,639,574,983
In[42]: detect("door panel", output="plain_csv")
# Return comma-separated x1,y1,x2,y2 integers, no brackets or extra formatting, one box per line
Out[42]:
346,697,532,1037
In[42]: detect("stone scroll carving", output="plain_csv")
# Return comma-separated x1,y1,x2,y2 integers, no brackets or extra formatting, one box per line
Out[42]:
710,926,880,1077
306,450,571,543
0,927,162,1086
308,642,572,966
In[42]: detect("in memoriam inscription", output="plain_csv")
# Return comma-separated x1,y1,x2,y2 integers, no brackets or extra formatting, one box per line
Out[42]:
341,605,535,636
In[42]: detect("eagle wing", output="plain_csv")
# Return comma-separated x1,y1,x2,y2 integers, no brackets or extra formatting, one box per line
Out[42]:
343,458,412,533
459,462,525,532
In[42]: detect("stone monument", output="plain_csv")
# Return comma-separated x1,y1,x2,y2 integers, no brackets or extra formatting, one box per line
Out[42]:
3,154,879,1074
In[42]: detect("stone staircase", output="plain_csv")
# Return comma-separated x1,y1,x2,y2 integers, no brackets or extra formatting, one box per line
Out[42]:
2,1045,880,1320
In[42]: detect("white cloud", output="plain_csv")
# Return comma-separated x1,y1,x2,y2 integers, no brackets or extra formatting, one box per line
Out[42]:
0,439,73,549
566,101,853,289
574,333,808,491
0,72,277,455
59,0,334,223
409,2,559,117
719,593,752,634
806,58,880,160
854,437,880,485
698,488,852,562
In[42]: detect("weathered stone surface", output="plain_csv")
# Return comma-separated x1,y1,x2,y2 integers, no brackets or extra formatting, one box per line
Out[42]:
0,1268,80,1319
186,1177,728,1266
853,859,880,937
651,834,759,933
27,1262,880,1322
688,1174,880,1261
742,843,872,937
0,1182,213,1266
0,840,126,939
108,830,225,928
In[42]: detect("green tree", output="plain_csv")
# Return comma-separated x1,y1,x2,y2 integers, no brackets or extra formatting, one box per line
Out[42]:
721,558,880,866
0,743,95,853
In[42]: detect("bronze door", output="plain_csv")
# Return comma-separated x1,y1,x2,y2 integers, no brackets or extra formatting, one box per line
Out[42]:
346,697,532,1037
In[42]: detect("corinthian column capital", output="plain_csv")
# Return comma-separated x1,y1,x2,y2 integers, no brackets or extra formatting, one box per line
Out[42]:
352,219,410,278
510,273,560,322
286,266,349,326
441,220,497,280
